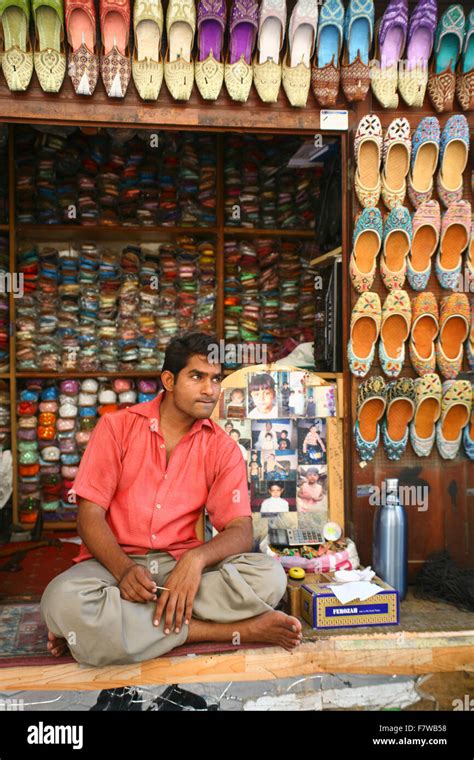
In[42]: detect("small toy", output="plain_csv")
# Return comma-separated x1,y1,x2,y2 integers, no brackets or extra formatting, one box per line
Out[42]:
288,567,306,580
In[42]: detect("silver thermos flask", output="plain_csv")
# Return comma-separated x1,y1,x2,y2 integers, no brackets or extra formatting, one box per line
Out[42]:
372,478,408,600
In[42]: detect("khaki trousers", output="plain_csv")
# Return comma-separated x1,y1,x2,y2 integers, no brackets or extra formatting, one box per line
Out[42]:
40,551,288,667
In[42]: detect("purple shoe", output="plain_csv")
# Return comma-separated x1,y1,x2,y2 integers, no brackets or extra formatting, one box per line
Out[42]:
399,0,437,106
371,0,408,108
195,0,227,100
224,0,258,101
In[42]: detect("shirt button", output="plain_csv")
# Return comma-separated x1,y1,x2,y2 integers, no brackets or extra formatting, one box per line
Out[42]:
152,534,156,540
164,474,168,479
156,504,161,509
160,444,165,449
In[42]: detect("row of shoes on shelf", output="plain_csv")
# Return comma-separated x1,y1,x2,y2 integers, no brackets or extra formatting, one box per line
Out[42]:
350,200,473,295
348,290,472,380
354,114,469,211
354,374,474,461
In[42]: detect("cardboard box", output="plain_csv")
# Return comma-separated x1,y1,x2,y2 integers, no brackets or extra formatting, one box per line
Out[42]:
300,573,399,630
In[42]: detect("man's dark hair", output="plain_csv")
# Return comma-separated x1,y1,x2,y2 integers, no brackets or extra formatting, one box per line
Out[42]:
230,429,241,438
249,373,275,394
162,332,220,380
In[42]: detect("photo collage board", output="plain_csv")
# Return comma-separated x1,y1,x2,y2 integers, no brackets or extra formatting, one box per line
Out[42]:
216,369,337,544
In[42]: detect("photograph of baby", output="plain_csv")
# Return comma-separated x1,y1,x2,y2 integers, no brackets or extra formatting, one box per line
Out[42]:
217,419,252,463
297,419,327,465
251,420,296,462
305,385,337,417
263,451,297,481
296,465,328,514
278,370,307,417
250,478,297,514
223,386,247,419
247,372,279,419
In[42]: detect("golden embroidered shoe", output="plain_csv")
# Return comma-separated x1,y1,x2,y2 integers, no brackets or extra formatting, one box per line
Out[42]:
0,0,34,91
132,0,164,100
195,0,226,101
164,0,196,100
253,0,286,103
32,0,67,93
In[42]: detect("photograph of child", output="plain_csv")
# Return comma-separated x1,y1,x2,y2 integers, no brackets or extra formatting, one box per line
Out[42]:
217,419,251,462
307,385,337,417
263,451,297,481
224,387,247,419
296,465,328,514
248,450,262,486
278,370,306,417
251,420,295,462
247,372,279,418
297,419,327,465
250,478,297,514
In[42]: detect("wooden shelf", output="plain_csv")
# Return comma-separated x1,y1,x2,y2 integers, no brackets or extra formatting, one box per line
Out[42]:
16,371,162,378
0,373,10,379
16,224,218,242
0,224,8,231
223,227,316,239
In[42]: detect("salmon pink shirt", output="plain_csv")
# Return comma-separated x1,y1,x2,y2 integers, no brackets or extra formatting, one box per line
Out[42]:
72,391,251,564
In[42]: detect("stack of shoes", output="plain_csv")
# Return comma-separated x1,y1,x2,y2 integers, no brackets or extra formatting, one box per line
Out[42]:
16,248,39,371
223,240,242,359
238,240,260,344
156,243,178,358
0,381,10,449
37,247,60,372
258,239,280,347
159,135,180,226
224,135,244,226
98,249,121,371
118,246,141,370
279,241,301,343
260,138,279,228
138,244,161,371
78,244,100,372
0,238,9,373
17,379,43,524
299,242,318,343
195,241,217,332
175,237,200,332
58,246,80,372
0,129,8,224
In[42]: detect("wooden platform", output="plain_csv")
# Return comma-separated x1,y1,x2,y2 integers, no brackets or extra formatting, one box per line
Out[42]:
0,593,472,691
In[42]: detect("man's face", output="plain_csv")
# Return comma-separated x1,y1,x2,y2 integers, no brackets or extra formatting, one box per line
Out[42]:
251,386,275,412
167,354,222,419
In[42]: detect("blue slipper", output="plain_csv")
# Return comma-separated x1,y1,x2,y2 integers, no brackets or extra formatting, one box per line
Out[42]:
317,0,344,68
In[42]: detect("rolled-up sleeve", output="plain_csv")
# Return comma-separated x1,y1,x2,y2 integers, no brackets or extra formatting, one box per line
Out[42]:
206,438,251,531
72,415,123,510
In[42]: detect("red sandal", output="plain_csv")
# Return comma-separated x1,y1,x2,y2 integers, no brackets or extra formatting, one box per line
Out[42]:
65,0,99,95
99,0,131,98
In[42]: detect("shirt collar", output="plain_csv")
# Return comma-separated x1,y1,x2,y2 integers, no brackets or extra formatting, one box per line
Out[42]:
127,391,215,434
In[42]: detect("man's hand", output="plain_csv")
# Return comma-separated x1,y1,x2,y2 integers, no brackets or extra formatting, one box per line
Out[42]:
153,551,204,634
119,563,158,603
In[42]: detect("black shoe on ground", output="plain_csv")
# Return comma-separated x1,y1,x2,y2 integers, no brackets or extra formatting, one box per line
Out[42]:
89,687,143,711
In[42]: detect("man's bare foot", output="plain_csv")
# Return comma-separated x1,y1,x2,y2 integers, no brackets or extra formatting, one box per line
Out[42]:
237,611,303,651
46,630,68,657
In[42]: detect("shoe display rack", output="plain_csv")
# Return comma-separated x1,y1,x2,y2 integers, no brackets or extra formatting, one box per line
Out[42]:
0,123,348,529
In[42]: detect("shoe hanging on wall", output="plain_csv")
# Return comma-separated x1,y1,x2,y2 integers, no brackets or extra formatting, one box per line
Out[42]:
435,200,471,290
380,205,412,291
370,0,408,109
164,0,195,100
349,206,383,293
410,373,442,457
436,114,469,208
456,7,474,111
407,116,440,209
132,0,163,100
340,0,374,102
354,114,382,209
253,0,286,104
311,0,344,107
428,3,465,113
378,289,411,378
99,0,131,98
407,200,440,291
436,378,472,459
381,117,411,211
409,293,439,377
282,0,318,108
354,375,387,462
348,292,381,378
65,0,99,95
32,0,66,92
398,0,437,108
0,0,34,90
224,0,258,102
463,386,474,460
195,0,226,101
381,377,415,461
436,293,470,380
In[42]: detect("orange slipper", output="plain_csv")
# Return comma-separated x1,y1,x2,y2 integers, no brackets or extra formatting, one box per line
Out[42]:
436,293,470,379
407,200,441,291
382,377,415,460
354,375,387,462
409,292,439,376
379,289,412,378
436,378,472,459
410,373,442,457
348,292,381,377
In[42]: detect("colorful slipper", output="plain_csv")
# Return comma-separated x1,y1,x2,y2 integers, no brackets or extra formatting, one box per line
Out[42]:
410,373,442,457
311,0,343,106
340,0,374,102
348,292,381,377
349,206,383,293
225,0,258,102
407,201,440,291
379,289,411,378
281,0,318,107
164,0,196,100
354,113,382,208
195,0,226,101
435,200,471,289
253,0,285,103
380,205,412,291
370,0,408,109
428,3,465,113
463,385,474,459
436,293,470,379
354,375,386,462
382,377,415,461
456,7,474,111
468,295,474,372
381,117,411,210
399,0,437,107
0,0,33,90
65,0,99,95
407,116,440,209
409,292,439,376
436,378,472,459
436,114,469,208
32,0,66,92
132,0,164,101
99,0,132,98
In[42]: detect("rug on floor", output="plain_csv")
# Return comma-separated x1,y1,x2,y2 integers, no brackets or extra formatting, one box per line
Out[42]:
0,603,269,667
